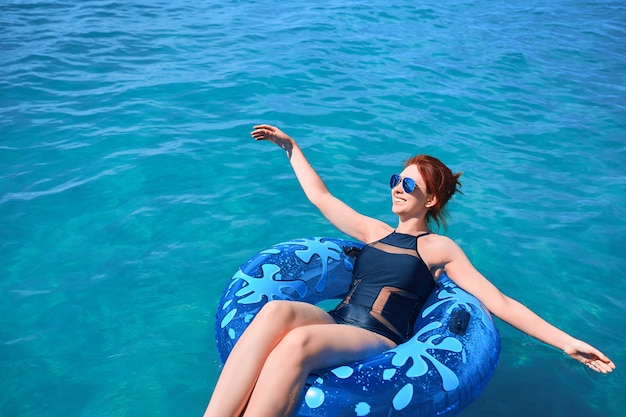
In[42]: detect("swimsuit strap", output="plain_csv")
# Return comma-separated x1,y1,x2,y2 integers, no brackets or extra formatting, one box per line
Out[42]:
415,232,431,262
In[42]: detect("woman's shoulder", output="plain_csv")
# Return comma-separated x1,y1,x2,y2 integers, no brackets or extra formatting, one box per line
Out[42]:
419,233,464,264
421,232,457,247
363,224,396,244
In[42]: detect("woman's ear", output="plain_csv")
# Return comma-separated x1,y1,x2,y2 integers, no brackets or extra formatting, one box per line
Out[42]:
425,194,437,208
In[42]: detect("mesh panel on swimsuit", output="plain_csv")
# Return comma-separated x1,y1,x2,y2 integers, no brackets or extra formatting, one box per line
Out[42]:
329,232,434,344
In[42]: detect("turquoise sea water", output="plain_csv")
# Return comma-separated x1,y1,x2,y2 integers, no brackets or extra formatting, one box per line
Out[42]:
1,0,625,416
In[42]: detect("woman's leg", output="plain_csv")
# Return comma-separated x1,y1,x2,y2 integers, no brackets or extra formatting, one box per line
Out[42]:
203,301,336,417
242,323,396,417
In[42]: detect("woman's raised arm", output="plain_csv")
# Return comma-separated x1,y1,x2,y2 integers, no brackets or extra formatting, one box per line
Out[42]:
251,125,391,243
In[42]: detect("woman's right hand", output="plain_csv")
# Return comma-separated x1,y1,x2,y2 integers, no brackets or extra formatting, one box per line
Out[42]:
251,125,295,158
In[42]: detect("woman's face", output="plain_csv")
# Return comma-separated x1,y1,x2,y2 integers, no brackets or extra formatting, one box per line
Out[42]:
391,164,431,217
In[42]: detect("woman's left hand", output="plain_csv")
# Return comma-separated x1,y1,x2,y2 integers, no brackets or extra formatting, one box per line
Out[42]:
564,340,616,374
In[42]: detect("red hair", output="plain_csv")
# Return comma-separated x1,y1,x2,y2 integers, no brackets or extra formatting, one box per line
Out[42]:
405,155,462,229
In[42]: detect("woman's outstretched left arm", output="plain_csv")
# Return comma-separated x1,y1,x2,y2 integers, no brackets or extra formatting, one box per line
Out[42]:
434,236,616,374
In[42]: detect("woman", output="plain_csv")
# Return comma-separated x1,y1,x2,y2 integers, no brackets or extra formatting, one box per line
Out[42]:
203,125,615,417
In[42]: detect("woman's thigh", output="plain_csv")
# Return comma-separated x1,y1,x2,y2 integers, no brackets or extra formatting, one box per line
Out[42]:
277,322,397,371
252,300,337,329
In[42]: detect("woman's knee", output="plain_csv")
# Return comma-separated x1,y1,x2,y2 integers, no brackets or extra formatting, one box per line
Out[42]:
271,327,318,365
253,300,297,327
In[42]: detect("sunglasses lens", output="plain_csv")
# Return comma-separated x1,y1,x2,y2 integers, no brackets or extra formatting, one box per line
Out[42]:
402,178,416,193
390,174,401,189
390,175,417,193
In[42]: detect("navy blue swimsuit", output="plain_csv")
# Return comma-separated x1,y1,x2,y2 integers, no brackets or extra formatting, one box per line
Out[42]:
329,231,435,345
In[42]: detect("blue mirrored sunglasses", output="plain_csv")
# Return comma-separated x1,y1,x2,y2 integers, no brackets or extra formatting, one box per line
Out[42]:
389,174,417,193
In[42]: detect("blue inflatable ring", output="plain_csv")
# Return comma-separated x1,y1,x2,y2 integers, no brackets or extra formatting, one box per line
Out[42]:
216,237,500,417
